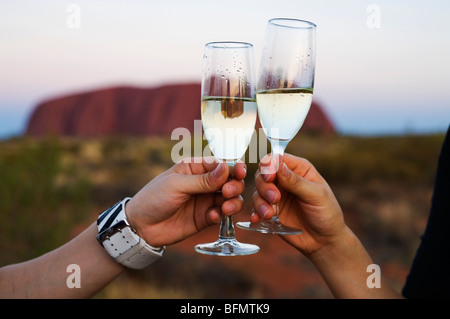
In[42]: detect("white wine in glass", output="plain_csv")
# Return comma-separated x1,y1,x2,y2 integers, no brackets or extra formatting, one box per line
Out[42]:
194,41,260,256
237,18,316,235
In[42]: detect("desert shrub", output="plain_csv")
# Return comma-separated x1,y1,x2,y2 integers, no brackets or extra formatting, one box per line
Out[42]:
288,134,444,186
0,138,92,265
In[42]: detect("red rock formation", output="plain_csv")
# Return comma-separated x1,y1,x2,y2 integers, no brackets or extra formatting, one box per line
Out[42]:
26,83,335,136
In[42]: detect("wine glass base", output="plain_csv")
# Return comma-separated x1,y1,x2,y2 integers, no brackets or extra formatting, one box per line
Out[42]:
236,219,303,235
194,238,260,256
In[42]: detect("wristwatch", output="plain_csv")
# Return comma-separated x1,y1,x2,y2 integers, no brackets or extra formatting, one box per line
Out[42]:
96,197,165,269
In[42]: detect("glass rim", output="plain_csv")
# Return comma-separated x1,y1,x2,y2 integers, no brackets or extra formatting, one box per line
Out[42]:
268,18,316,29
205,41,254,49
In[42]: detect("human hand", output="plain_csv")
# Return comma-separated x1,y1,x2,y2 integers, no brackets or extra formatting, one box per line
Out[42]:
125,157,246,247
251,153,347,257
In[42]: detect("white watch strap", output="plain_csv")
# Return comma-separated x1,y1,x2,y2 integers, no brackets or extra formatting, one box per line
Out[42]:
97,198,165,269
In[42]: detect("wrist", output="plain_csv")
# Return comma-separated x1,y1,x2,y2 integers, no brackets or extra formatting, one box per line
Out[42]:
307,226,366,268
306,225,403,299
307,226,378,298
123,197,144,237
96,198,165,270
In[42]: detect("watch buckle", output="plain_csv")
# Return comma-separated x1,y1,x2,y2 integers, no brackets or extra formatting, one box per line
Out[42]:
96,220,135,244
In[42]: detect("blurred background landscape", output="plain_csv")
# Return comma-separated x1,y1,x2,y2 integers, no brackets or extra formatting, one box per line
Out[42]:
0,131,446,298
1,0,449,298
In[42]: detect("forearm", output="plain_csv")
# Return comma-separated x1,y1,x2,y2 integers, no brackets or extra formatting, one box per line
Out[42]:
308,227,402,299
0,222,124,298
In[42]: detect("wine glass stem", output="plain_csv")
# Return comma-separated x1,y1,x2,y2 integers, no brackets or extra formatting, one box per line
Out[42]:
271,140,287,158
271,141,287,219
219,214,235,239
218,161,236,239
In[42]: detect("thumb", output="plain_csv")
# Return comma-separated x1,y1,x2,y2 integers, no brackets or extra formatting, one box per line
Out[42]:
277,162,315,200
180,162,228,194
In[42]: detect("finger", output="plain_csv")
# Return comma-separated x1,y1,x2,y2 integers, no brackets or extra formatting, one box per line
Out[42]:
180,156,220,175
206,207,222,224
250,209,261,223
255,169,281,205
221,196,244,216
259,153,283,182
282,153,325,183
276,161,316,200
252,189,274,220
232,161,247,180
258,154,276,182
222,178,245,199
179,161,229,194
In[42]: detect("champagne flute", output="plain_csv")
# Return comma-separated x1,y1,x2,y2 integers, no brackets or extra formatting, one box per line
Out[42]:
237,18,316,235
194,41,260,256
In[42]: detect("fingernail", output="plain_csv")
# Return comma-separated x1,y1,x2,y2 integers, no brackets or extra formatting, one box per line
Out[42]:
226,202,237,213
225,184,237,196
281,163,290,178
213,163,225,178
258,204,270,218
266,189,277,204
210,210,221,223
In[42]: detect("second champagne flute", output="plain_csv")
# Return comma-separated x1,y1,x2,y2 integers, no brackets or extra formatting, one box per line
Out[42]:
194,41,260,256
237,18,316,235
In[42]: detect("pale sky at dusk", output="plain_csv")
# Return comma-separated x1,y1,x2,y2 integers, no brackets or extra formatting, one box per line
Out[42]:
1,0,449,138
